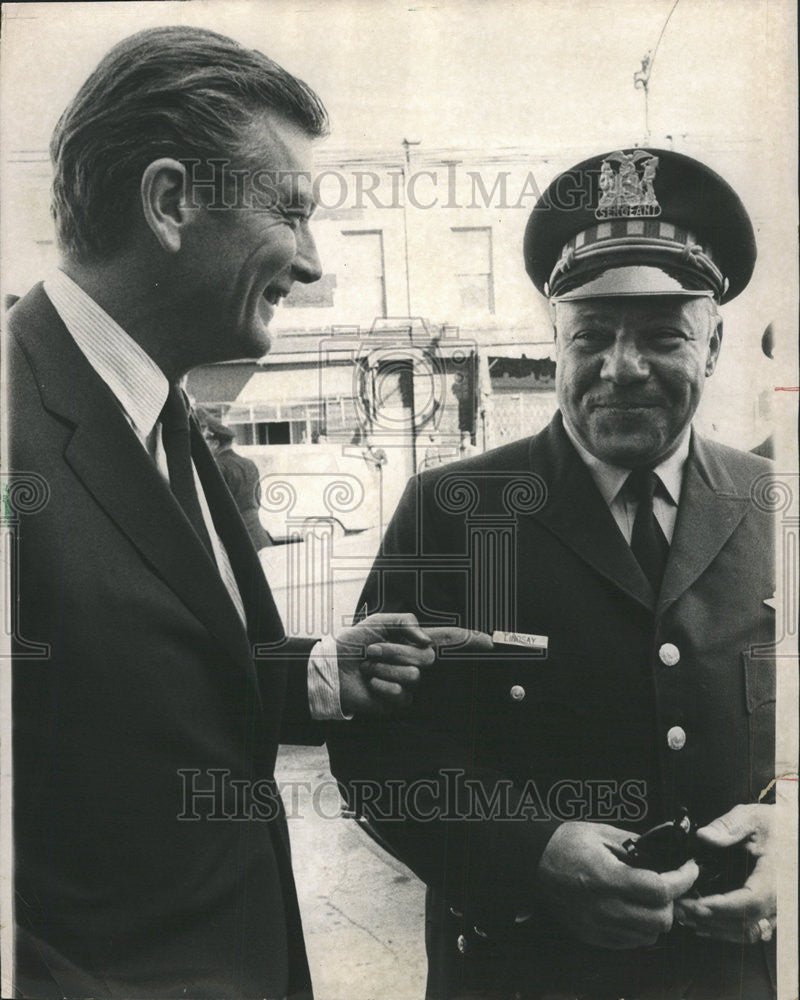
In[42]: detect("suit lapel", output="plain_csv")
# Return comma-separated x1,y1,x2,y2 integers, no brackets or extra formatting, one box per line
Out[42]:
12,285,258,681
190,421,285,651
526,416,656,611
658,432,749,613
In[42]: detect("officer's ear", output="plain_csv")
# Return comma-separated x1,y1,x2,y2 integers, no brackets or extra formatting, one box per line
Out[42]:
140,158,196,254
705,313,723,377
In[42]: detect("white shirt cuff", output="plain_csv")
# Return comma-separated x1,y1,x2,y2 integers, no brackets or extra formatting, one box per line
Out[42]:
308,635,352,721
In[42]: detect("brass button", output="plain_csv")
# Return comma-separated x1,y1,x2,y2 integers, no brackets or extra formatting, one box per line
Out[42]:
510,684,526,702
457,933,467,954
667,726,687,750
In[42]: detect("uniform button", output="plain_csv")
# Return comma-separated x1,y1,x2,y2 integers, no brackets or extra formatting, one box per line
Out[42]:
667,726,687,750
510,684,526,702
659,642,680,666
456,933,467,954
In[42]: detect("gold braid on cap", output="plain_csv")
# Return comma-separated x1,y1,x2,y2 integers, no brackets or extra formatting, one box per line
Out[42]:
548,222,726,300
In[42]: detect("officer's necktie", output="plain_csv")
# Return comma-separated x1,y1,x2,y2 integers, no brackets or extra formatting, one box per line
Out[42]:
160,384,214,557
626,467,669,593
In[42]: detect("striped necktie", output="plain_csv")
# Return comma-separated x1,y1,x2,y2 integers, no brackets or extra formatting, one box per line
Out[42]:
160,384,214,557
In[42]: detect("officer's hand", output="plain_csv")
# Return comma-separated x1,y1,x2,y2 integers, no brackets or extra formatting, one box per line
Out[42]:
336,615,493,716
674,803,776,943
536,821,699,949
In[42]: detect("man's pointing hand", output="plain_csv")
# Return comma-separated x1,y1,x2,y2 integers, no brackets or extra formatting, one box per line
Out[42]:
336,615,493,716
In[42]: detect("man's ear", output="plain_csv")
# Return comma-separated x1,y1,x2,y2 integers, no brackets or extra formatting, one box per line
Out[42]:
140,159,194,254
706,317,723,376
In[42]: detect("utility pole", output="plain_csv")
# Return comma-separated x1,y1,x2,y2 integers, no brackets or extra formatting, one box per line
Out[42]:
633,0,681,143
400,138,421,471
400,138,420,316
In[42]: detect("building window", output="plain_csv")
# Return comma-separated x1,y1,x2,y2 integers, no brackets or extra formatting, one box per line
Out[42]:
224,398,357,446
451,226,495,313
339,230,387,325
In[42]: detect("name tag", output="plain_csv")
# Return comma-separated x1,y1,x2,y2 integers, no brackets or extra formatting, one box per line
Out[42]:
492,630,549,651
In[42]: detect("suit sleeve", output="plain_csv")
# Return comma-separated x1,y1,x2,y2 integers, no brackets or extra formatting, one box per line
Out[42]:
326,474,560,927
256,636,327,746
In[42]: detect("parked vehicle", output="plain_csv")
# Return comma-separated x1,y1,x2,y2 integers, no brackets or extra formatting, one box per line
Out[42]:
237,444,380,542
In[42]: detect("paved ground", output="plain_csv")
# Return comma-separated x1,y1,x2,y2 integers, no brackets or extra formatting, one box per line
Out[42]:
276,744,427,1000
266,529,428,999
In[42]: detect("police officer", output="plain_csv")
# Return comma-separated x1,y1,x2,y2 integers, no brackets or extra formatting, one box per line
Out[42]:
328,147,777,998
198,409,274,550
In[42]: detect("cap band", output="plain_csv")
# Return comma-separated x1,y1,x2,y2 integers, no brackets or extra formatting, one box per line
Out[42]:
548,219,726,301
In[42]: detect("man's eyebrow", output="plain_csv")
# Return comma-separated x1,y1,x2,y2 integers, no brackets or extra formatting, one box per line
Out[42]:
639,315,696,332
562,308,614,325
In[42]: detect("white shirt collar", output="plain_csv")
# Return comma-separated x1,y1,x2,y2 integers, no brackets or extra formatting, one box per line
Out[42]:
43,269,168,438
562,414,690,507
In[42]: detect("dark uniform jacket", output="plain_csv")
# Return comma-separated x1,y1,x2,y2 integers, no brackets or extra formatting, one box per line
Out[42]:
214,445,273,550
8,284,320,999
328,412,776,999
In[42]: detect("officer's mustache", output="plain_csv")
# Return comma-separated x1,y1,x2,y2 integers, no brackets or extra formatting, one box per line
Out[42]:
586,394,664,408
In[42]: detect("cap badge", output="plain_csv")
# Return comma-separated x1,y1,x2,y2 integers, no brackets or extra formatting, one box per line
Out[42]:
595,150,661,219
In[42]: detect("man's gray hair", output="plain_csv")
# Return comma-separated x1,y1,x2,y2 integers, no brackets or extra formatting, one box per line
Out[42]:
50,26,329,262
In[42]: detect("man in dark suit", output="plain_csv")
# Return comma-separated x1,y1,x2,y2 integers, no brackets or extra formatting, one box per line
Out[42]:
328,149,778,998
6,26,484,999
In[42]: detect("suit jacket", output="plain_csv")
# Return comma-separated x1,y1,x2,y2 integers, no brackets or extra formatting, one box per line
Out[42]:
8,284,321,999
328,412,776,998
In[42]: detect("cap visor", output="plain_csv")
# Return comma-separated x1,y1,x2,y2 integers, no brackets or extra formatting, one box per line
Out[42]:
552,265,716,301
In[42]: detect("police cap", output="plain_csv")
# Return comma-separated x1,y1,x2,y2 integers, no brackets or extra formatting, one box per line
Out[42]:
196,408,235,442
524,148,756,304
